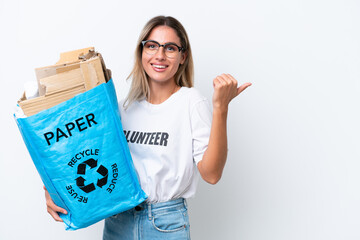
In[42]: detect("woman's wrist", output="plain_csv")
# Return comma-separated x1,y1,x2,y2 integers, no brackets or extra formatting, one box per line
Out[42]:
212,105,229,116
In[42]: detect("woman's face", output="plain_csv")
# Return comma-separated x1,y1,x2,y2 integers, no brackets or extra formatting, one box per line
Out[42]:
142,25,186,86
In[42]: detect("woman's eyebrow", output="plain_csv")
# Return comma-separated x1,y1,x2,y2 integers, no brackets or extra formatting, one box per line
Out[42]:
147,40,180,45
164,41,180,45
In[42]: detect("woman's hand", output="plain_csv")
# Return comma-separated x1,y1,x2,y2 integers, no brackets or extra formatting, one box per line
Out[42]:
44,186,67,222
212,74,252,111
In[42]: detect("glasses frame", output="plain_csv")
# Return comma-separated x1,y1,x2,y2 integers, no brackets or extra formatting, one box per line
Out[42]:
141,40,185,58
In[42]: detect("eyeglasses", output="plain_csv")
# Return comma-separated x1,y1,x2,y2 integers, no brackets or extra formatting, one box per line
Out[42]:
141,40,185,58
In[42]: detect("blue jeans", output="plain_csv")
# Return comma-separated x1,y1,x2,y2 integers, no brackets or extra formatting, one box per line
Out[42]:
103,198,191,240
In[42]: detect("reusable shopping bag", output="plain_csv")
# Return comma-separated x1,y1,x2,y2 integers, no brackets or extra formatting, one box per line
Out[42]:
15,80,147,230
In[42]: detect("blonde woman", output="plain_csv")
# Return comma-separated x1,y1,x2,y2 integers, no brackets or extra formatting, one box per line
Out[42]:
45,16,251,239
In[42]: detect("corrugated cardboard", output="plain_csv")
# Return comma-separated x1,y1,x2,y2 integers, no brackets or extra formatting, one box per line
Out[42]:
57,47,95,64
18,48,111,117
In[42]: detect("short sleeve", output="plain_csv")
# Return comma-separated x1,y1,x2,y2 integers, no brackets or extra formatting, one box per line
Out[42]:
190,99,212,165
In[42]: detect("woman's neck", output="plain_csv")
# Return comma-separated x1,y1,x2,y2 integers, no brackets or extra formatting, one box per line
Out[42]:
148,80,180,105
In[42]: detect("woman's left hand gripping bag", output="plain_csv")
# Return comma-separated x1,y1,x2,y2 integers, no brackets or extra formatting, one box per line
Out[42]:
14,80,147,230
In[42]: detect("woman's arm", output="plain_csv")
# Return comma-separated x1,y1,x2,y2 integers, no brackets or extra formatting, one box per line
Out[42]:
197,74,251,184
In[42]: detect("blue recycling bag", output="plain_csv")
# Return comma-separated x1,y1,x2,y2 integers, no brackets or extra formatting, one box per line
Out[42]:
15,79,147,230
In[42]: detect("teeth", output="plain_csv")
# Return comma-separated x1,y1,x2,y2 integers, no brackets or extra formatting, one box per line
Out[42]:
152,64,166,69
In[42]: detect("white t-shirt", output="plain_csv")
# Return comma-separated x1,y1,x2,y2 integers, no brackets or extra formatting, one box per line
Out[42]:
119,87,212,203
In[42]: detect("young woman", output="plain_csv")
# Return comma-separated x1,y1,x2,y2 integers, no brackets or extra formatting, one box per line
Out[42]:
45,16,251,239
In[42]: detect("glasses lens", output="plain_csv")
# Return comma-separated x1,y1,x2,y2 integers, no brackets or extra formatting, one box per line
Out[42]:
164,43,179,58
143,41,159,55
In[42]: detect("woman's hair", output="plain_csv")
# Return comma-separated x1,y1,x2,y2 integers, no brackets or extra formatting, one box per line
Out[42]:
124,16,194,108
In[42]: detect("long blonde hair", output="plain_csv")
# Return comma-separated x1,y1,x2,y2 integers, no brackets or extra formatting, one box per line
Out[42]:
124,16,194,108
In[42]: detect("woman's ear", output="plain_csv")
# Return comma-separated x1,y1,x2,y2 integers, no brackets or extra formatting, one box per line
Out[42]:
180,51,187,65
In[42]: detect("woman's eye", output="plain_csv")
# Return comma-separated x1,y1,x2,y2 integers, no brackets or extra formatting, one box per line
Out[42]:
166,45,177,52
145,42,158,49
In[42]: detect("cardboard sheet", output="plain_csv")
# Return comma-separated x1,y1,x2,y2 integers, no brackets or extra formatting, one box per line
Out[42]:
19,48,110,116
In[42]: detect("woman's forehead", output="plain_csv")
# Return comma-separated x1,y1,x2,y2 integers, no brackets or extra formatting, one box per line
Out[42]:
147,25,181,45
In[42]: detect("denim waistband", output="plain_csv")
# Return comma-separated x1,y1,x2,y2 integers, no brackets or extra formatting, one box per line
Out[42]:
135,198,187,220
145,198,186,209
140,198,186,210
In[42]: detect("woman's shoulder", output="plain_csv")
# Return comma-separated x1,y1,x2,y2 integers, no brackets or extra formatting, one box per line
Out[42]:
180,87,207,102
178,87,211,114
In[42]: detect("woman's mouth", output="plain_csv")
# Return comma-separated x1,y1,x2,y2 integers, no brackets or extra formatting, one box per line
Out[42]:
151,64,168,71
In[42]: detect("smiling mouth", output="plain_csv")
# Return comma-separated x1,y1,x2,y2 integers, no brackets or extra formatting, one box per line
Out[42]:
151,64,168,69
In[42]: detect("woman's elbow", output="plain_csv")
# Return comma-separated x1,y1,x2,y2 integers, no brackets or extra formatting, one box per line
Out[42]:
197,160,223,185
203,173,222,185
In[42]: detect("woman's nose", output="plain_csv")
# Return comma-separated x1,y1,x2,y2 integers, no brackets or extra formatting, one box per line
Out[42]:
154,47,166,60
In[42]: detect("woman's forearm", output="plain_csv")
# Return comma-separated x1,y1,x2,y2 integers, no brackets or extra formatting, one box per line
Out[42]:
198,107,228,184
197,73,251,185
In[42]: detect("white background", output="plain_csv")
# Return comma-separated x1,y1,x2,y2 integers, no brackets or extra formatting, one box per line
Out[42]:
1,0,359,239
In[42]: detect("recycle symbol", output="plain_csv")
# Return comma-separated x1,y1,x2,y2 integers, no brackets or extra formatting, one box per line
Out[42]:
75,158,108,193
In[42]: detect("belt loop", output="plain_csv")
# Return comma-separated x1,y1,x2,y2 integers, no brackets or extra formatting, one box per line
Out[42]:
147,203,152,220
184,198,188,208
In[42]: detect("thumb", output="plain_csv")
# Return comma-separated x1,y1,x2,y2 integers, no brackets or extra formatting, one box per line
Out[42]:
236,82,252,96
